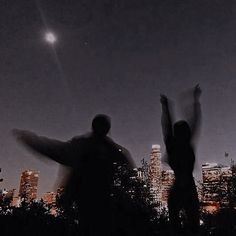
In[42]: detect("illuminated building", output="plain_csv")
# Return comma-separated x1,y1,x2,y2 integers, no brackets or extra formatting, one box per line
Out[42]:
0,188,15,206
137,167,144,180
11,196,20,207
202,163,232,212
4,189,15,201
220,166,232,206
19,170,39,202
148,144,162,203
42,192,56,205
161,169,174,206
138,159,149,183
196,180,203,203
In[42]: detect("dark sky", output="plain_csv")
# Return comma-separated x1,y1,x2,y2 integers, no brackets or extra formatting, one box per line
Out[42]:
1,0,236,197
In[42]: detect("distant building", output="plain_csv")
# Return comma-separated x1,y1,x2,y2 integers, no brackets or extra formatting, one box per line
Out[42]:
137,167,144,180
19,170,39,202
220,166,232,206
11,196,20,207
195,180,203,203
202,163,232,212
42,192,56,205
4,189,15,200
0,188,16,206
148,144,162,204
161,169,175,206
138,159,149,183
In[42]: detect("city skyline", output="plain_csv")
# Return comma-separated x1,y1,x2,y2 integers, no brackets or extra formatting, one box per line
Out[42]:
1,144,235,216
1,143,234,200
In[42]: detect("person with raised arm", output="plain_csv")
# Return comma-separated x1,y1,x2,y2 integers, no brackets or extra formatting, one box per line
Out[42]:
13,114,135,236
160,85,202,235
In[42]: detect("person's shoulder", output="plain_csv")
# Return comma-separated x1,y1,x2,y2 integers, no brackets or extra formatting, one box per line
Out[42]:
105,137,120,148
117,144,130,156
105,137,135,167
70,133,92,144
107,138,131,156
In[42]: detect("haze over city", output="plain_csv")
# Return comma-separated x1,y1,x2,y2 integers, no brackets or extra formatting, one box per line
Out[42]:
1,0,236,196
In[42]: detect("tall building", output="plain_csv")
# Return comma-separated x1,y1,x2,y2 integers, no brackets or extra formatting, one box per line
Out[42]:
161,169,175,206
137,159,149,183
19,170,39,202
202,163,221,206
148,144,162,204
202,163,232,212
220,166,232,206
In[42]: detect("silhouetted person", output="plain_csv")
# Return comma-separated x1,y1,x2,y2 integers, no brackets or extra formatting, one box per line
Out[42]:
160,85,202,235
13,114,135,236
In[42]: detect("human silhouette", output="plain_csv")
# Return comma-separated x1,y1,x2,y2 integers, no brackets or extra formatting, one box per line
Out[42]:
13,114,135,236
160,85,202,235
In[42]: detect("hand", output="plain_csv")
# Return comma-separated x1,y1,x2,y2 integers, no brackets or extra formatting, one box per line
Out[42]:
194,84,201,100
160,94,168,105
12,129,36,142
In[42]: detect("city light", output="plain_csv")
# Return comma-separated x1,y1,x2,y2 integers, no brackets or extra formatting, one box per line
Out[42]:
1,145,236,213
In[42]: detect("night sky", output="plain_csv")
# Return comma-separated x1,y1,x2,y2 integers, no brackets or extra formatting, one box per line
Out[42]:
1,0,236,196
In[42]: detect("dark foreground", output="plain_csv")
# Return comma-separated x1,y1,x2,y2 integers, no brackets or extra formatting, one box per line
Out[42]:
1,206,236,236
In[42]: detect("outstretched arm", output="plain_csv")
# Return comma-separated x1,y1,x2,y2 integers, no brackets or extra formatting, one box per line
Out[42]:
13,129,74,166
160,94,173,145
189,85,202,141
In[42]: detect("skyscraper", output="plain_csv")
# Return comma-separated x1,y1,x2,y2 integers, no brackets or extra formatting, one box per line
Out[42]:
148,144,162,204
202,163,232,212
19,170,39,202
161,169,175,206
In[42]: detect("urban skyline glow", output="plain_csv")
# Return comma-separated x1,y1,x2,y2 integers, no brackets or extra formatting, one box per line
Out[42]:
1,143,234,212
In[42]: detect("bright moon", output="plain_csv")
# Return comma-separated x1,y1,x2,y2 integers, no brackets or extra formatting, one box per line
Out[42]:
45,32,57,44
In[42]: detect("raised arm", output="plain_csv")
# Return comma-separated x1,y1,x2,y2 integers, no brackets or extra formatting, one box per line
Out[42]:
160,94,173,145
13,129,74,166
189,85,202,141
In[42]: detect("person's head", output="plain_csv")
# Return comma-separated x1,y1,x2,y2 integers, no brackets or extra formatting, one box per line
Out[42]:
173,120,191,142
92,114,111,137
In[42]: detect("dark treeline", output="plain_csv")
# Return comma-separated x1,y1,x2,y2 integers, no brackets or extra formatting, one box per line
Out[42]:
0,166,156,236
1,197,236,235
